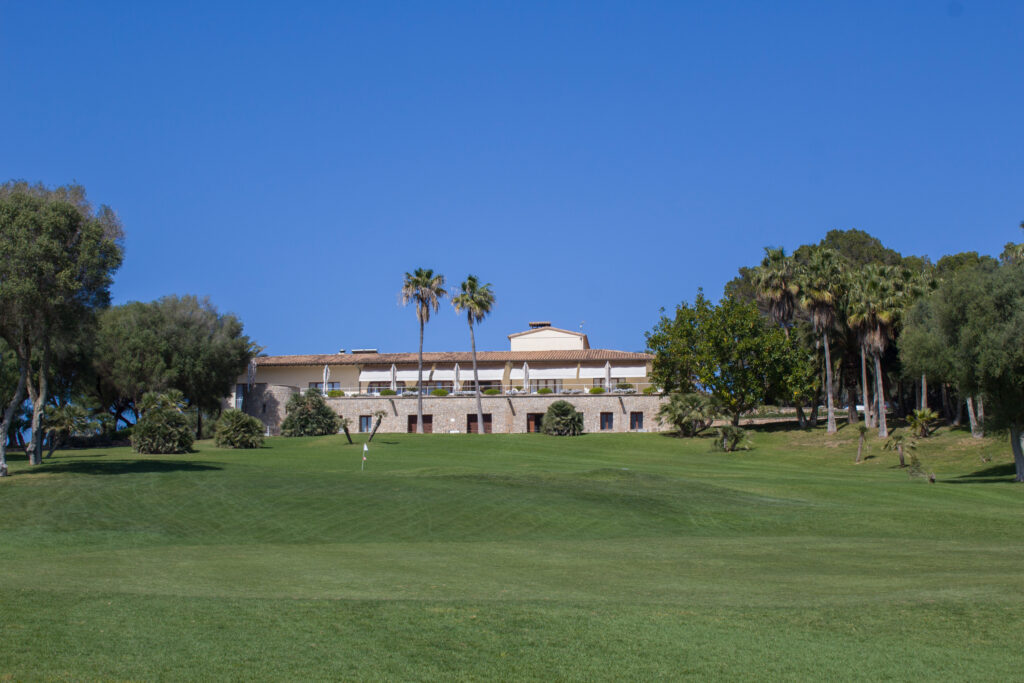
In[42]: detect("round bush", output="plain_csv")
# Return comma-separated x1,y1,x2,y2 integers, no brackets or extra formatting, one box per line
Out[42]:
326,389,345,398
589,386,606,394
541,400,584,436
131,391,194,454
483,388,501,395
537,387,553,395
430,388,449,396
215,409,265,448
615,382,635,390
379,389,397,396
281,391,341,437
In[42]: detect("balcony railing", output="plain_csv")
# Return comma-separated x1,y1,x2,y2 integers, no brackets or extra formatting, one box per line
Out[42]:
295,382,663,398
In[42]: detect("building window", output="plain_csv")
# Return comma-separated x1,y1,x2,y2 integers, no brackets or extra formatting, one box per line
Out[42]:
531,379,561,393
235,384,246,410
630,412,644,430
526,413,544,433
367,381,398,395
600,412,614,430
309,382,340,394
359,415,373,432
407,415,433,433
467,414,493,434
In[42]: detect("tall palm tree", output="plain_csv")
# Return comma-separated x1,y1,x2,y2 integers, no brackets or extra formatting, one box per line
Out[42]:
452,275,495,433
752,247,799,337
799,247,844,433
401,268,446,433
847,264,908,438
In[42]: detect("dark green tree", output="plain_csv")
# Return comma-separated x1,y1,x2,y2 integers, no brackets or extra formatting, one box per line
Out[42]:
214,409,265,449
131,390,194,454
541,400,584,436
0,182,123,472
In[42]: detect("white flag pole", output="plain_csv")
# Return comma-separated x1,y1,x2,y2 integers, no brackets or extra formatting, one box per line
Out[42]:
362,443,368,471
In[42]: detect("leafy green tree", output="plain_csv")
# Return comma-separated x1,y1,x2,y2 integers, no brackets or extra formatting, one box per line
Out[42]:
0,182,123,472
94,296,256,437
907,408,938,438
883,433,915,468
131,390,194,454
541,400,584,436
452,275,495,432
712,425,750,452
645,292,707,394
401,268,446,434
657,393,718,437
280,391,340,437
214,409,264,449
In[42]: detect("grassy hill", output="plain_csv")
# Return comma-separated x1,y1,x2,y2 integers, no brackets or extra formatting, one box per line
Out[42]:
1,425,1021,680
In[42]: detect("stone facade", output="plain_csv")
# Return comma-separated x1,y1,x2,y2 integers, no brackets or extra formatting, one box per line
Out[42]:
237,387,668,435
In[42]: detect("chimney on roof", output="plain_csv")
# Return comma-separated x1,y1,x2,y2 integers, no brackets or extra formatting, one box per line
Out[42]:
528,321,551,329
351,349,378,354
338,349,346,354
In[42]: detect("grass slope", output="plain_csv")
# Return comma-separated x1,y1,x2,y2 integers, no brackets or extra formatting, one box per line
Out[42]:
1,425,1022,680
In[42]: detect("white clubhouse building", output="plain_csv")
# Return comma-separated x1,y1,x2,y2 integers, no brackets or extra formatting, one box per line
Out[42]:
233,322,665,434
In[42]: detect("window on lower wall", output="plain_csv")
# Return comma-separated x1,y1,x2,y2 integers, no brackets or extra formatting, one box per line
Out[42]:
630,412,644,430
359,415,372,432
600,412,614,430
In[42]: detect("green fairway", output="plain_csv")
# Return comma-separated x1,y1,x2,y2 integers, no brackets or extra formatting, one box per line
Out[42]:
1,426,1022,680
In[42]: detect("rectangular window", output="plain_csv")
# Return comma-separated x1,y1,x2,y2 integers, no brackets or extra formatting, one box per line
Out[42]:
407,414,433,433
600,412,614,430
630,412,644,430
526,413,545,433
235,384,246,410
359,415,373,433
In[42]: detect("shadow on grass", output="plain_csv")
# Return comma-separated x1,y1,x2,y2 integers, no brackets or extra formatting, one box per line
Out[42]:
18,460,223,476
943,462,1017,484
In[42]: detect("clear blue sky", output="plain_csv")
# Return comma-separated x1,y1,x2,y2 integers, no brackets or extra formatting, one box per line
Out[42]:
2,1,1021,355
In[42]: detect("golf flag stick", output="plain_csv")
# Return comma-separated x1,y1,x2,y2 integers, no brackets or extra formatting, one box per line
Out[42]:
362,443,368,471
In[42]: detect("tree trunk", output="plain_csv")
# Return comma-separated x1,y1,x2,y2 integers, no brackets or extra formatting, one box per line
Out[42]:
342,424,353,445
860,346,873,428
856,433,864,464
921,374,928,411
823,330,836,433
896,443,906,468
469,317,483,432
26,341,50,466
0,354,28,477
1010,425,1024,483
795,404,807,429
977,395,984,434
731,411,741,427
941,383,953,423
416,315,424,434
368,416,383,443
967,396,980,438
874,352,887,439
196,409,203,440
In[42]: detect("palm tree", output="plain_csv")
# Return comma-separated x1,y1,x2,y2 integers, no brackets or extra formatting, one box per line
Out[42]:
847,264,908,438
799,247,844,433
452,275,495,432
401,268,446,433
752,247,799,337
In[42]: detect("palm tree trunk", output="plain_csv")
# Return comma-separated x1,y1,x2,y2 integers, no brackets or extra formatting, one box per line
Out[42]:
856,432,864,463
860,346,873,428
823,330,836,433
896,443,905,467
416,315,424,434
921,374,928,411
874,352,887,438
967,396,980,438
469,317,483,433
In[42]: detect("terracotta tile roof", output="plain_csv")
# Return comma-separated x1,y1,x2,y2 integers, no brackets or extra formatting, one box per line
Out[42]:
255,349,652,367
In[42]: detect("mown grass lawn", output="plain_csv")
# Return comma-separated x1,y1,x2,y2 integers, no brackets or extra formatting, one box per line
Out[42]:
1,423,1022,680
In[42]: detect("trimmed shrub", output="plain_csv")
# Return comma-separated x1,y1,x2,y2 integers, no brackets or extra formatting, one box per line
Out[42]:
537,387,553,395
589,386,606,394
541,400,584,436
327,389,345,398
430,388,449,397
615,382,634,390
483,388,501,395
132,391,194,454
658,392,719,437
642,386,657,395
379,389,397,396
214,409,265,448
281,391,340,437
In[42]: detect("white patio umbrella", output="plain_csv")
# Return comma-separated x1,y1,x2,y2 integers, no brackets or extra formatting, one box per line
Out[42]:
604,361,611,389
454,363,461,392
523,362,530,393
323,364,330,395
389,364,397,392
